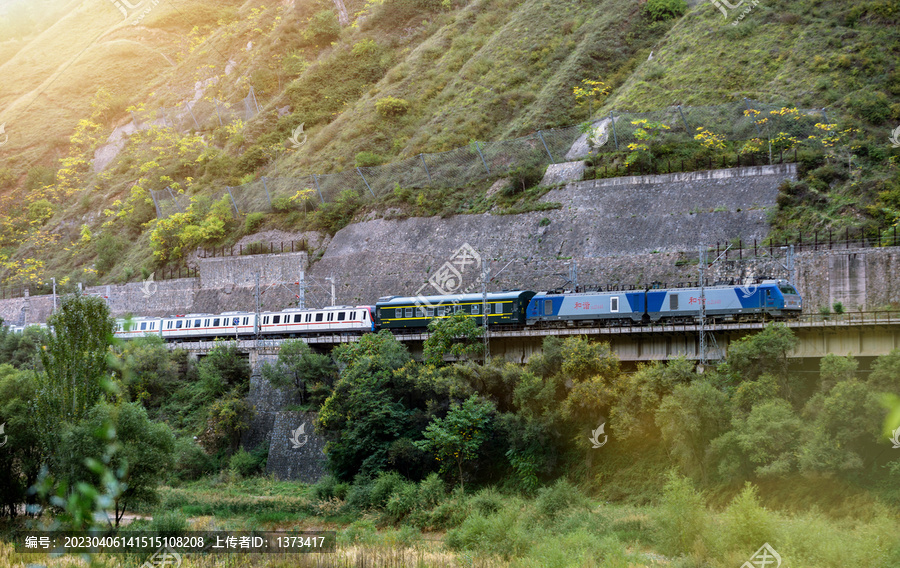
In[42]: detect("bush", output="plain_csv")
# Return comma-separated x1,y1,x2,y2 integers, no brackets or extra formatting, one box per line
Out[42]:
643,0,687,21
534,479,591,521
418,473,446,508
344,475,374,511
339,519,379,546
370,471,408,508
355,151,385,167
304,10,340,45
229,445,267,478
848,90,892,124
172,437,214,481
716,483,778,557
654,471,707,556
244,212,265,234
375,96,411,118
149,510,188,536
384,479,419,521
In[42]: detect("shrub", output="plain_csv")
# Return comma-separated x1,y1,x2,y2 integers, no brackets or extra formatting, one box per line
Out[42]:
535,479,591,521
344,476,374,511
370,471,408,508
171,438,215,481
384,479,419,521
848,90,892,124
149,510,188,536
538,217,551,227
418,473,446,508
355,151,385,167
244,212,265,233
654,472,707,556
228,443,267,477
716,483,778,556
643,0,687,21
376,96,411,118
339,519,379,546
304,10,340,45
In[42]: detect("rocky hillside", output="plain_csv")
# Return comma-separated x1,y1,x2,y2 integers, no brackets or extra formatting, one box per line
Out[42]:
0,0,897,292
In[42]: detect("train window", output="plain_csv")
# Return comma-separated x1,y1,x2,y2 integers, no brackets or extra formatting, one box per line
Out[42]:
350,311,356,320
233,317,240,326
779,284,797,295
494,302,502,314
294,314,302,323
472,304,480,314
670,295,679,310
305,314,311,323
185,320,191,328
315,313,323,322
243,317,249,325
427,308,434,317
404,308,412,318
263,316,269,324
544,299,553,315
195,319,201,327
611,297,619,313
338,312,346,320
213,318,220,326
140,322,147,331
167,321,173,329
273,315,281,324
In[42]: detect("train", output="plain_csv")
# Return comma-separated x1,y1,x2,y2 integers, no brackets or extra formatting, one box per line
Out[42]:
5,279,802,340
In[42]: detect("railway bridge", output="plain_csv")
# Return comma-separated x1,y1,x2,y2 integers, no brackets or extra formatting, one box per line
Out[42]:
168,311,900,369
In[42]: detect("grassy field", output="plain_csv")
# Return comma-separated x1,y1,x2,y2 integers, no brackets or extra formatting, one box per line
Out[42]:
4,473,899,568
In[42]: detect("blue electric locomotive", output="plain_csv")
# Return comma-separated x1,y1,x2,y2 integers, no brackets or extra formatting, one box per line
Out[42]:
527,280,801,326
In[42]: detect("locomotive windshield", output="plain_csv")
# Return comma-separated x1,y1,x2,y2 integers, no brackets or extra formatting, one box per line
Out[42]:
779,284,798,295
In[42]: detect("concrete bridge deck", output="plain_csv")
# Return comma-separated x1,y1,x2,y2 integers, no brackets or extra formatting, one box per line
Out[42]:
168,311,900,363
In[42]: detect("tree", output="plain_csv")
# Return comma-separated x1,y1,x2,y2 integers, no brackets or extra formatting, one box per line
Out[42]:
718,324,799,400
0,365,42,518
262,339,336,407
610,358,696,442
196,341,250,400
35,294,115,456
415,395,494,492
819,353,858,393
798,379,883,474
869,349,900,392
55,402,173,527
115,335,187,411
318,331,415,479
656,381,730,483
423,312,484,366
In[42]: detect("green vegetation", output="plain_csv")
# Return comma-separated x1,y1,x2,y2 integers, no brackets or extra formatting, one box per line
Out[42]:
2,315,900,566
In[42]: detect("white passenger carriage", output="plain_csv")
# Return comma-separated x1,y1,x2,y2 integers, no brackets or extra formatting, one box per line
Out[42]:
258,306,374,336
115,316,162,339
160,312,256,340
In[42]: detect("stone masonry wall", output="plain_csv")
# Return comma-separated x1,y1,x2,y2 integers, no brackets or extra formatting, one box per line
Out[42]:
307,164,796,304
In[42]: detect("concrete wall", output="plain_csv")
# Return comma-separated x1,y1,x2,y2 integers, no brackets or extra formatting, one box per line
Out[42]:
306,164,795,304
198,251,306,288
